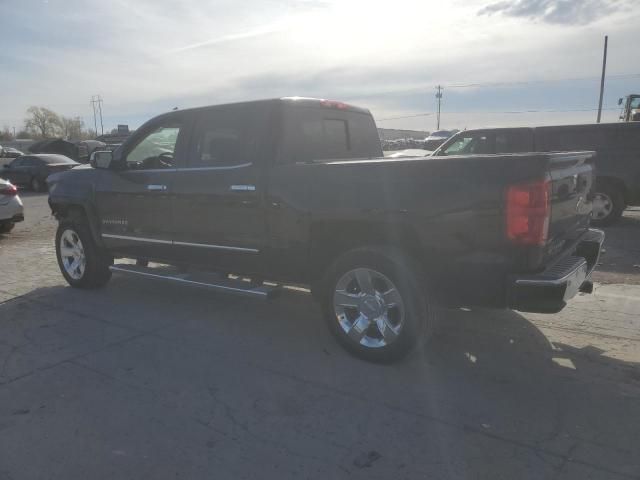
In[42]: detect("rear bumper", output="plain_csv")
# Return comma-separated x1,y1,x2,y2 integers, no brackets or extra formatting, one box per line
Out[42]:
507,229,604,313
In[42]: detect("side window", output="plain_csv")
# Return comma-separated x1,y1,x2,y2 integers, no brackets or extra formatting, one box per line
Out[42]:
495,130,534,153
281,106,356,163
125,124,181,170
442,134,491,155
191,107,252,168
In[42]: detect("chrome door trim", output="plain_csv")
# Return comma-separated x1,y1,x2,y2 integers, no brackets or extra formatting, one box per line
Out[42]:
101,234,172,245
176,163,253,172
101,234,259,253
173,240,259,253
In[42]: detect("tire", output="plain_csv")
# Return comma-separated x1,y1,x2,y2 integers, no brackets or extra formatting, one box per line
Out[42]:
321,246,434,363
30,176,46,192
0,222,15,234
591,181,624,227
55,221,112,289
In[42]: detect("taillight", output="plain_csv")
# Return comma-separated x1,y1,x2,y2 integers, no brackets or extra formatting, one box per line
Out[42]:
0,184,18,196
506,179,550,246
320,99,349,110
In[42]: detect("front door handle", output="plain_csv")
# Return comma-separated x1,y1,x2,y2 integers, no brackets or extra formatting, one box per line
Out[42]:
147,184,167,191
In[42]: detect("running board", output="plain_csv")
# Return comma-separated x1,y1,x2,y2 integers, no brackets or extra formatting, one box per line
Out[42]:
109,264,280,299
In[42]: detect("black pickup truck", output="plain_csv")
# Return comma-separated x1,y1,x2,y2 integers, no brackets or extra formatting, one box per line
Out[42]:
47,97,604,362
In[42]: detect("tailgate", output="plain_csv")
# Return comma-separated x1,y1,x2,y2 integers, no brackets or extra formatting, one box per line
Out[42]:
543,151,595,262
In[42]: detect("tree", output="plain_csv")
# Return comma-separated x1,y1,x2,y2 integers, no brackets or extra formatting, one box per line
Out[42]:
0,126,12,141
60,116,85,141
24,106,61,138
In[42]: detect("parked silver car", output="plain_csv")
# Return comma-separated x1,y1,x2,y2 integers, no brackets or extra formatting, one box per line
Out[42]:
0,178,24,234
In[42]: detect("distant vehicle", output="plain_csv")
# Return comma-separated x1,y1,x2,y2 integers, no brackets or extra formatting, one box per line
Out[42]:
76,140,107,163
0,179,24,234
0,146,24,159
2,154,79,192
28,138,78,160
619,94,640,122
423,130,457,150
48,97,603,363
433,122,640,226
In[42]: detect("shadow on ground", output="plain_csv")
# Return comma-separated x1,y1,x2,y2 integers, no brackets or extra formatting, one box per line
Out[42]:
0,280,639,479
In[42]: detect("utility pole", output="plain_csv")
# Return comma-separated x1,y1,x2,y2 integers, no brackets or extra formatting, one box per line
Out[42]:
90,95,104,136
435,85,443,130
12,127,16,139
597,35,608,123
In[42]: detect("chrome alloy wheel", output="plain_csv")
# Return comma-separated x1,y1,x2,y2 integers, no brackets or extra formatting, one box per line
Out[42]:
592,192,613,220
333,268,405,348
59,229,86,280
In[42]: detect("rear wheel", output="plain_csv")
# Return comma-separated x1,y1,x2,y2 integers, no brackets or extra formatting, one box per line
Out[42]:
322,247,433,363
30,176,45,192
56,221,112,288
591,182,624,227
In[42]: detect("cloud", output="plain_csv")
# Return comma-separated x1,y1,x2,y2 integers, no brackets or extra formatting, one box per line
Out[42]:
478,0,628,25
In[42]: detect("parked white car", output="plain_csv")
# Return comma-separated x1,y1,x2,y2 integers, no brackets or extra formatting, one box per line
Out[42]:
0,178,24,234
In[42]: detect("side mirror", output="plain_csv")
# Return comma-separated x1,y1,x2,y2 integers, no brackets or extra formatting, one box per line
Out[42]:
90,150,113,169
618,98,623,106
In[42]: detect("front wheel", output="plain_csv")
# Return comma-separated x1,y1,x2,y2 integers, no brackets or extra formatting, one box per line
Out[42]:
322,247,433,363
56,222,112,288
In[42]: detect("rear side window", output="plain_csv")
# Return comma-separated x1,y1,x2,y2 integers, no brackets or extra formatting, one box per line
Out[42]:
280,106,381,163
190,103,271,168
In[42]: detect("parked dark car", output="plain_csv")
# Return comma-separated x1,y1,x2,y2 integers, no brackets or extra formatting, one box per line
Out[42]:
2,154,79,191
432,122,640,226
47,97,603,363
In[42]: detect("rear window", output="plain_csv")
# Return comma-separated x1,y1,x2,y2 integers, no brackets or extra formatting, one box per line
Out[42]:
280,106,382,163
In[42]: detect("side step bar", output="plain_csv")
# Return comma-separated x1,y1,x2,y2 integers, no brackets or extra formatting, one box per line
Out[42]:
109,264,280,299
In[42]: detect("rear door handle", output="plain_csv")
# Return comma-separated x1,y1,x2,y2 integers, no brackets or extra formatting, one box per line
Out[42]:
230,184,256,192
147,184,167,191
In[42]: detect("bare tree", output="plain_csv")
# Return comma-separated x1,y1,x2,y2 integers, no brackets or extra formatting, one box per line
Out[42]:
0,126,12,141
24,106,61,138
60,116,85,141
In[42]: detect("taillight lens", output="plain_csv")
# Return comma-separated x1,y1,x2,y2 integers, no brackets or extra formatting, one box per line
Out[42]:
0,184,18,196
506,179,551,245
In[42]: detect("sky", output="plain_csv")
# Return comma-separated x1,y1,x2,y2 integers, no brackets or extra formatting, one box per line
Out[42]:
0,0,639,133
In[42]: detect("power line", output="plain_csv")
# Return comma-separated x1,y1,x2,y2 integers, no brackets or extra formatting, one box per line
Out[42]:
376,106,620,122
442,72,640,89
90,95,104,136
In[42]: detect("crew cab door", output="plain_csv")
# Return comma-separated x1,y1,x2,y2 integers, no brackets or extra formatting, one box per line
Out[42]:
170,102,273,272
95,114,189,260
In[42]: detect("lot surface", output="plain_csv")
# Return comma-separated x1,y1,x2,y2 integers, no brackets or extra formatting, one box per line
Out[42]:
1,193,639,480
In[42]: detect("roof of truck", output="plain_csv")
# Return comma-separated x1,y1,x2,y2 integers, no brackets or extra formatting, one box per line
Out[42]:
156,97,371,119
